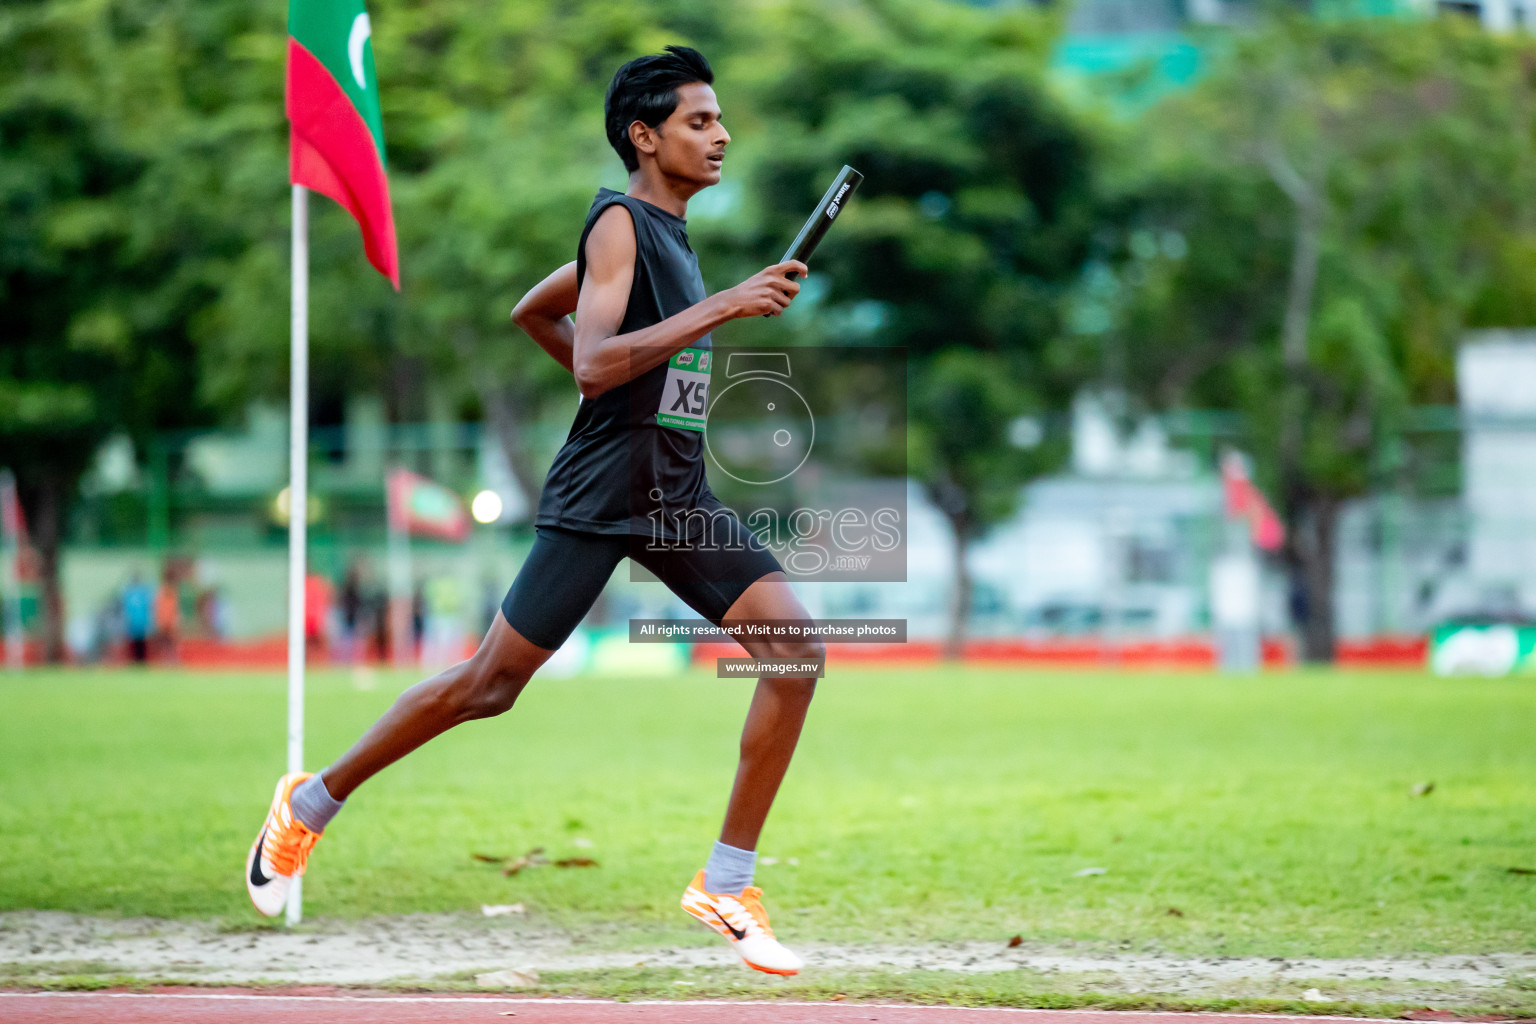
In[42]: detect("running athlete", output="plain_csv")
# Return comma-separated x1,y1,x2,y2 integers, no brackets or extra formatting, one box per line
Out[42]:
246,45,821,976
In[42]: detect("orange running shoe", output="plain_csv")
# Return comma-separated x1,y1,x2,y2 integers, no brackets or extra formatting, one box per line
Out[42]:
680,869,804,975
244,772,322,916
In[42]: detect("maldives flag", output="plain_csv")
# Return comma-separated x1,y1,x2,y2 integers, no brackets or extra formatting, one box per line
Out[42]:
387,469,470,543
0,482,26,548
286,0,399,287
1220,451,1285,552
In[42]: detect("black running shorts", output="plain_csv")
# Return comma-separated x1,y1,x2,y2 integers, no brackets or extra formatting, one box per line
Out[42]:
501,519,783,651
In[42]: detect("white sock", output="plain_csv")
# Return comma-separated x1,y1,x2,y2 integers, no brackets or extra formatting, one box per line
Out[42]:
290,772,345,832
703,840,756,894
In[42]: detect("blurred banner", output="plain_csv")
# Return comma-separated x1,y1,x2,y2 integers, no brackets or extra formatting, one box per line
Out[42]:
1,469,25,670
1430,621,1536,677
387,468,470,543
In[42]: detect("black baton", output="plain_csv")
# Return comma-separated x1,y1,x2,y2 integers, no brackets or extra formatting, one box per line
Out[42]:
764,165,864,314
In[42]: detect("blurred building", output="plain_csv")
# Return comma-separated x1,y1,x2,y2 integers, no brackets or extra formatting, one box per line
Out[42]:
1058,0,1534,32
1448,332,1536,614
1443,0,1536,28
804,395,1240,641
1051,0,1536,97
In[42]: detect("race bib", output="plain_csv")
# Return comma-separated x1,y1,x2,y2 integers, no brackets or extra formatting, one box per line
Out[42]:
655,347,711,431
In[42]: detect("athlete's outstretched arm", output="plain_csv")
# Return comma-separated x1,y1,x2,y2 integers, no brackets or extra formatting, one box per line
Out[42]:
572,205,806,400
511,261,579,374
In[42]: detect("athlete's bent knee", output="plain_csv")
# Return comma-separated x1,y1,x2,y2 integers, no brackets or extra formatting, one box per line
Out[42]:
764,638,825,666
451,661,530,720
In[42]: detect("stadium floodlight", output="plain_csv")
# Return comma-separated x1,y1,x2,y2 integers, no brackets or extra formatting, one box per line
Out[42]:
471,490,504,524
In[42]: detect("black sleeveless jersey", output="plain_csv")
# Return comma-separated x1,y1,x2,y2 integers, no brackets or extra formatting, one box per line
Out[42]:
534,189,729,539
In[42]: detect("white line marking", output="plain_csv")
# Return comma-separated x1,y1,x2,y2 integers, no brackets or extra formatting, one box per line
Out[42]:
0,992,1409,1020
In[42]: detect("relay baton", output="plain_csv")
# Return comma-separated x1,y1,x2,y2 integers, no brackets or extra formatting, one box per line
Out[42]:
764,165,864,314
783,164,863,277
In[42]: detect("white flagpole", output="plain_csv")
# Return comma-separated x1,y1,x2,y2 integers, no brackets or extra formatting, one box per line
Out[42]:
286,183,310,926
0,469,22,671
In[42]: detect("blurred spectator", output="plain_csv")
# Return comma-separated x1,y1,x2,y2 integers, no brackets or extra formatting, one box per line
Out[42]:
411,579,425,656
88,592,125,664
66,611,94,663
189,560,225,640
1288,575,1309,640
370,586,390,662
480,574,502,631
122,572,152,664
305,570,332,659
196,585,229,640
154,564,181,662
422,575,464,668
339,559,366,663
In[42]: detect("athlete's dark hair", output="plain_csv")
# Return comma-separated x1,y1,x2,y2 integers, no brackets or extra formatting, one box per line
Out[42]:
605,45,714,174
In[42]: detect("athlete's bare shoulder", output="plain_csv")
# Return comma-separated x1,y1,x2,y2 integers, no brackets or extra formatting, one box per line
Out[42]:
584,202,636,280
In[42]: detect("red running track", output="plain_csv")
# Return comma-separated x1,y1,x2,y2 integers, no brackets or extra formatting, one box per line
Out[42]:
0,992,1407,1024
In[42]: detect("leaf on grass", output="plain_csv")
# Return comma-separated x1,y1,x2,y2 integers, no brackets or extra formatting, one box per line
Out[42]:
555,857,599,868
1165,907,1185,917
1412,782,1435,797
830,993,846,1001
1509,866,1536,875
472,853,508,863
491,846,560,876
1007,934,1023,948
475,966,539,988
481,903,526,917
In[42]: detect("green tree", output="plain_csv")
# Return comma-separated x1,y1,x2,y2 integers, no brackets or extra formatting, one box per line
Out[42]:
378,0,650,499
0,0,240,659
1107,14,1536,660
199,0,747,505
710,0,1094,651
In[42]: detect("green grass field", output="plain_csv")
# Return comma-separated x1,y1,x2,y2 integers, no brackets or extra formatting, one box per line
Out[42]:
0,665,1532,958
